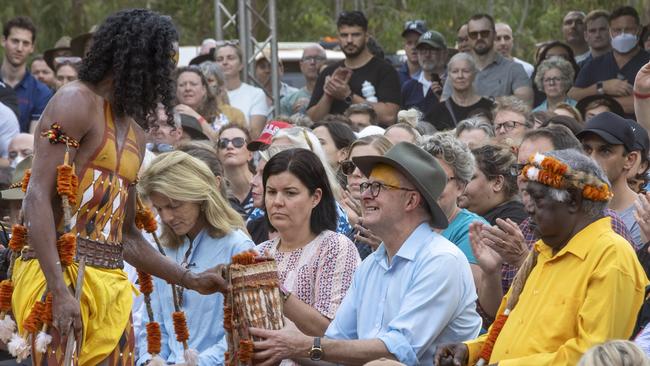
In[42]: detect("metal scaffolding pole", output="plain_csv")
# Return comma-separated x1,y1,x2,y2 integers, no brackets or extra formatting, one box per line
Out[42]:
215,0,279,117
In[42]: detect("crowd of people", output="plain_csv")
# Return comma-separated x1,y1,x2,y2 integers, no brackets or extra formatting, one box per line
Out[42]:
3,4,650,366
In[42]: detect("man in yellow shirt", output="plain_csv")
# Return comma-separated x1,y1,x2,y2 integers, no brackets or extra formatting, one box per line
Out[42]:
435,148,648,366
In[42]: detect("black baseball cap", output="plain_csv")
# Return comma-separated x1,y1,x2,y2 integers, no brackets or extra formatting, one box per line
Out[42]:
625,119,650,155
402,20,427,37
576,111,635,151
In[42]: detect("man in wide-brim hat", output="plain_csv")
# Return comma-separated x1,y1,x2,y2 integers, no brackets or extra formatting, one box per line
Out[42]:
43,36,73,71
249,142,481,365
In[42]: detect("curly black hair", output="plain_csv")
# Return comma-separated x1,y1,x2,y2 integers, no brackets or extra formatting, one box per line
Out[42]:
78,9,178,129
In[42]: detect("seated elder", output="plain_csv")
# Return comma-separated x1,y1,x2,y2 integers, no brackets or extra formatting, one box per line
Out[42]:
257,148,360,339
136,151,253,365
426,53,494,131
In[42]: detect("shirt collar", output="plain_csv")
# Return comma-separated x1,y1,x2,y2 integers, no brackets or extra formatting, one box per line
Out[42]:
373,222,433,266
534,216,612,261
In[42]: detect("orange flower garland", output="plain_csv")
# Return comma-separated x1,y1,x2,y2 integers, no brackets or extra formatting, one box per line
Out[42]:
238,340,254,362
477,313,508,364
8,225,27,253
22,301,44,334
135,206,158,233
41,294,53,327
56,233,77,266
231,250,257,265
0,281,13,312
20,169,30,193
172,311,189,343
146,322,162,355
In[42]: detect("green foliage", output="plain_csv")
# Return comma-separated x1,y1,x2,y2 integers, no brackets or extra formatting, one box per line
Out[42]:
0,0,647,63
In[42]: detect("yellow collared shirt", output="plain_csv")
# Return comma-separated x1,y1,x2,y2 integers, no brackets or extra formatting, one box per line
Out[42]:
466,217,648,366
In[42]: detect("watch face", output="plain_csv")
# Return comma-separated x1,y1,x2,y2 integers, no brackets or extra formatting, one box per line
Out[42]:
310,348,323,361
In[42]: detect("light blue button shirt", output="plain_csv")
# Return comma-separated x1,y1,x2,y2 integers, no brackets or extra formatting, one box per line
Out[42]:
325,223,481,365
136,228,254,366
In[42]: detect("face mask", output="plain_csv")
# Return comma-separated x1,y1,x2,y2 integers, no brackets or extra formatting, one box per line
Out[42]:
611,33,638,54
9,154,26,169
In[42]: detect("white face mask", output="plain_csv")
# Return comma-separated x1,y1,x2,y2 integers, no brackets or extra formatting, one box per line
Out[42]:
611,33,638,54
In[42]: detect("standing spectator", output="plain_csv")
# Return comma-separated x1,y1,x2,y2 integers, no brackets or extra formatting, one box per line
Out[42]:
494,23,534,77
401,31,447,117
398,20,427,86
492,96,532,145
254,50,298,105
533,57,577,112
30,55,56,90
456,24,471,53
578,112,644,248
570,6,650,117
441,14,532,106
216,43,268,138
563,11,590,63
0,101,19,167
307,11,400,127
425,53,494,131
251,142,481,365
344,103,377,132
581,10,612,66
0,16,53,132
280,44,327,116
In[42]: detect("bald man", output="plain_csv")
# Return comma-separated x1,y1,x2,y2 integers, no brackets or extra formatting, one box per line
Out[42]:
280,43,327,115
495,23,534,77
7,132,33,168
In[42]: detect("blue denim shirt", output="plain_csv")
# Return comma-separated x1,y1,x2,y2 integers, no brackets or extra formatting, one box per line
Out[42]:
2,71,53,132
325,223,481,365
136,228,254,365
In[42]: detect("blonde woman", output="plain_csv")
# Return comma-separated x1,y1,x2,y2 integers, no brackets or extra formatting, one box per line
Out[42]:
136,151,254,365
578,340,650,366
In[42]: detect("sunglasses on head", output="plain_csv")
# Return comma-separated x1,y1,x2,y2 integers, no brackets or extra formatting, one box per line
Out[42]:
340,160,357,175
218,137,246,149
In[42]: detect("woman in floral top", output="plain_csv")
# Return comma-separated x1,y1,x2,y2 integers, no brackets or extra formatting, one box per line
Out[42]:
256,148,360,339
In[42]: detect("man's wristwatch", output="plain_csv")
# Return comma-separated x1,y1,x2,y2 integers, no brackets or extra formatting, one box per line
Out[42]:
344,92,353,105
309,337,324,361
597,81,604,95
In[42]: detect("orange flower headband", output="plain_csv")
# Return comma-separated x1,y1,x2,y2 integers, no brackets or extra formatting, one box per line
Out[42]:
521,153,612,202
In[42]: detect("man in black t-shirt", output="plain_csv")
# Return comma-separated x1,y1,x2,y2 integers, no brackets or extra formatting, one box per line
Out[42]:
307,11,400,127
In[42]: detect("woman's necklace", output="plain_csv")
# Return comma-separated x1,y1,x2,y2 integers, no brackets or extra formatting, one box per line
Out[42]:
176,238,195,306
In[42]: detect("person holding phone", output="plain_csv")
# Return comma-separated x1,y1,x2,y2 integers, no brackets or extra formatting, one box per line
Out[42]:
306,11,400,127
401,30,448,118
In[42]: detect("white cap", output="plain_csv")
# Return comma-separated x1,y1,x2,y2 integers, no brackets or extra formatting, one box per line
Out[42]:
356,125,386,138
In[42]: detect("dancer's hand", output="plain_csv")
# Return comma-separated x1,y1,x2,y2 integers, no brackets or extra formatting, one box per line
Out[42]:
52,289,82,340
185,264,229,294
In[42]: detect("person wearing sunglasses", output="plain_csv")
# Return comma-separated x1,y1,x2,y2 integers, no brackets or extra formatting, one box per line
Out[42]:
341,135,392,258
441,14,532,108
137,151,253,366
216,124,255,219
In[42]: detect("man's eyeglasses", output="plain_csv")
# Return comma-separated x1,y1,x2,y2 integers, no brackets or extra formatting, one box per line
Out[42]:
218,137,246,149
360,181,415,198
301,56,326,63
340,160,356,175
468,30,492,40
494,121,525,132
